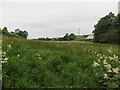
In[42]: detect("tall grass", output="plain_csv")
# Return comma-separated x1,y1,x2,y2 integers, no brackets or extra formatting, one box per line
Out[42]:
2,37,119,88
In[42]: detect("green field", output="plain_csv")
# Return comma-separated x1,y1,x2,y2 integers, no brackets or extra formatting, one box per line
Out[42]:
75,35,86,41
2,37,120,88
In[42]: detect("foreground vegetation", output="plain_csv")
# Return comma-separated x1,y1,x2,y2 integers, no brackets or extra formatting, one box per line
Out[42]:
1,37,119,88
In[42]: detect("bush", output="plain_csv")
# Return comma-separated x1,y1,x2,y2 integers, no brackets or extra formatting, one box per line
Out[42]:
93,12,119,44
94,29,118,44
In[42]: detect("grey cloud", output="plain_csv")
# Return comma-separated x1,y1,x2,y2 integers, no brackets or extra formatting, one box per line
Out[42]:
2,2,117,39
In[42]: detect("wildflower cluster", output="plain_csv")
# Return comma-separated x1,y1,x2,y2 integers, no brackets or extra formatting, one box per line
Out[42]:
86,46,97,54
36,53,42,60
108,46,112,53
1,51,8,64
93,53,120,88
7,45,12,49
0,44,12,64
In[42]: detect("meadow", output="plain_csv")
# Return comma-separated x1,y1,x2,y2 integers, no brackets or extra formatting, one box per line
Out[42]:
1,37,120,88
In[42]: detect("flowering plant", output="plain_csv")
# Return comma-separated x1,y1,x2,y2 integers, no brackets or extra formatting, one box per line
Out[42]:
93,54,120,88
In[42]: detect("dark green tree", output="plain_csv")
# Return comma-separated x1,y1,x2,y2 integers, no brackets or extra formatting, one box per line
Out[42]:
63,33,69,41
93,12,119,44
15,29,28,39
2,27,9,35
94,12,115,37
62,33,76,41
69,33,76,40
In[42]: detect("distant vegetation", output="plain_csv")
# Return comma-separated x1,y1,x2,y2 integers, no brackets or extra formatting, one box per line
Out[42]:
35,12,120,44
36,33,87,41
58,33,76,41
93,12,119,44
36,33,76,41
1,12,119,44
75,35,88,41
1,27,28,39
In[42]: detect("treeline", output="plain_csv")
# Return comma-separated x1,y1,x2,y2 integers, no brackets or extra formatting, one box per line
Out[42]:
57,33,76,41
1,27,28,39
93,12,120,44
36,33,76,41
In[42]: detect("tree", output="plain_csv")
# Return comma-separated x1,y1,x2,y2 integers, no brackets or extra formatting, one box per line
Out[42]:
23,30,28,39
15,29,20,35
93,12,119,44
2,27,8,35
69,33,76,40
62,33,76,41
15,29,28,39
94,12,115,37
63,33,69,41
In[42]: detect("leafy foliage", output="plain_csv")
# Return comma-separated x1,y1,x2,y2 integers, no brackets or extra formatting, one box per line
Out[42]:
2,27,28,39
93,12,119,44
36,33,76,41
57,33,76,41
15,29,28,39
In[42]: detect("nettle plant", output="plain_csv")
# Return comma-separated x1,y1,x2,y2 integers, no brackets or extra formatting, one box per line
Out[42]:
93,54,120,88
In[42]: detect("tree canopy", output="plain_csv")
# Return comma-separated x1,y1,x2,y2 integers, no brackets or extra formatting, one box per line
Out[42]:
2,27,28,39
93,12,119,44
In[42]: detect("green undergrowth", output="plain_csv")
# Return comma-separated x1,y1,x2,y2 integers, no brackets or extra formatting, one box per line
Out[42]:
2,37,119,88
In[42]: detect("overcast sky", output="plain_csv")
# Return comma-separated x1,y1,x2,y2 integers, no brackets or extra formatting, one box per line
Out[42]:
1,0,119,39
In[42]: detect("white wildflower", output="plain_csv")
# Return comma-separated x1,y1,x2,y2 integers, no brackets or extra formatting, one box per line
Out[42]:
108,49,112,53
109,56,114,60
4,57,8,61
103,60,108,65
103,55,105,57
1,61,7,63
113,55,116,57
113,68,119,74
97,54,100,56
98,59,101,63
36,53,38,56
114,55,118,59
7,45,12,49
104,74,108,79
3,51,6,55
39,57,41,60
93,61,100,67
100,56,103,59
107,69,112,73
36,53,40,56
104,64,111,69
17,54,20,57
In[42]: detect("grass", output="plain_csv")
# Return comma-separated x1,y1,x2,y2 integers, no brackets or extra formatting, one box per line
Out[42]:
75,35,86,41
1,37,119,88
